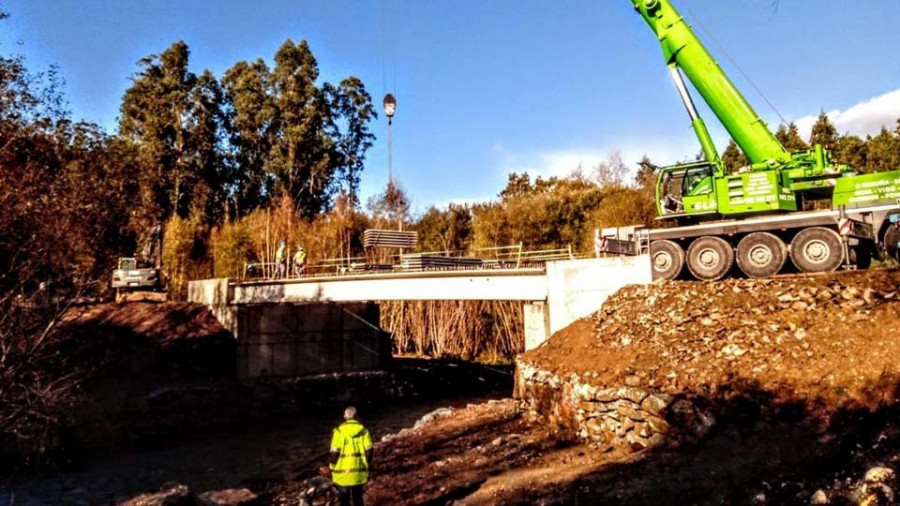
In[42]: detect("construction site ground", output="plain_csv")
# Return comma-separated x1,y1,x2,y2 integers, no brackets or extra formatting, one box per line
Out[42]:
4,269,900,505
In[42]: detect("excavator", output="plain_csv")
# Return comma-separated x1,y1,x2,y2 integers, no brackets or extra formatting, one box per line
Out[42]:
599,0,900,280
111,223,167,302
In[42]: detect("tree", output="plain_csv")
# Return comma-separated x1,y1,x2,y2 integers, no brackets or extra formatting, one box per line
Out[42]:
326,77,377,206
368,179,411,229
775,122,809,152
721,139,749,170
809,111,838,148
593,151,628,187
222,59,276,216
865,127,900,173
223,41,376,218
416,204,473,253
635,154,657,193
119,41,226,222
267,40,335,217
832,134,868,172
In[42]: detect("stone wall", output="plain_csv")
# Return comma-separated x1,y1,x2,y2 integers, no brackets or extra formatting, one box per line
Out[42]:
515,359,715,451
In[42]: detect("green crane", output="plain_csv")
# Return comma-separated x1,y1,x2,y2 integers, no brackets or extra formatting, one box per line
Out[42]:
630,0,900,222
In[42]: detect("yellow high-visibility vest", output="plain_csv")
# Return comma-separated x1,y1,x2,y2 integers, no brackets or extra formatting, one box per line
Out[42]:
329,420,373,486
275,245,286,262
294,250,307,264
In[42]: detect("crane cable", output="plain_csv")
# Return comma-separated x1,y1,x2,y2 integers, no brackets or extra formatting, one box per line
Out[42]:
681,2,790,128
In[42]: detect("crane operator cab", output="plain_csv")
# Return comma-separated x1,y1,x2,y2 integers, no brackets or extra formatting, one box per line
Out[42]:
656,161,718,219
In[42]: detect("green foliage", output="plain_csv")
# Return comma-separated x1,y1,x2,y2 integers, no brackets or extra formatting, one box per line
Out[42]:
809,111,838,148
162,214,210,299
212,220,255,278
721,139,749,170
831,134,868,170
865,127,900,173
775,122,809,151
473,173,606,251
415,204,473,253
119,42,227,223
223,40,376,219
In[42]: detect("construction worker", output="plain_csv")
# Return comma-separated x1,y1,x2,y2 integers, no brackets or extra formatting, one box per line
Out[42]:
293,246,307,276
327,406,373,506
275,241,287,278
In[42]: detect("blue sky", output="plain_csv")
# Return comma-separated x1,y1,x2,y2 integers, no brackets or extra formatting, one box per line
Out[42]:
2,0,899,213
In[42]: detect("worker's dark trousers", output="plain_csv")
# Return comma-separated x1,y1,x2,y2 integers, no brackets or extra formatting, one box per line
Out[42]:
336,485,364,506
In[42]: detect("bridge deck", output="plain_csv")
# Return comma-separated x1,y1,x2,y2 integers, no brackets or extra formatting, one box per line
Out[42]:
233,267,549,302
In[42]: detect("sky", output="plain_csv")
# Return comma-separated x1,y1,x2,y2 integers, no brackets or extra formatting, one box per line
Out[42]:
2,0,899,214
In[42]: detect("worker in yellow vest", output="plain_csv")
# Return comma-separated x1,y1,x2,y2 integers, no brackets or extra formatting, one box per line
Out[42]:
327,406,374,506
293,246,307,276
275,241,287,278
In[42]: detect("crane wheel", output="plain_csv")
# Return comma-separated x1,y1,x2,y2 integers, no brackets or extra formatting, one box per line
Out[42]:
884,224,900,264
790,227,844,274
686,236,734,281
736,232,787,279
649,240,684,281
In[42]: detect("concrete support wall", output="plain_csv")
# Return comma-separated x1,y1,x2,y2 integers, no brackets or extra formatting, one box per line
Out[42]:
187,278,236,335
236,302,387,379
523,302,551,351
545,255,652,335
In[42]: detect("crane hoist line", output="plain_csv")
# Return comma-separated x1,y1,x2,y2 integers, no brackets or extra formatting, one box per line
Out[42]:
596,0,900,281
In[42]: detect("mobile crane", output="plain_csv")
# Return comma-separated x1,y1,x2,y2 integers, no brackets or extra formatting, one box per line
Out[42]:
599,0,900,280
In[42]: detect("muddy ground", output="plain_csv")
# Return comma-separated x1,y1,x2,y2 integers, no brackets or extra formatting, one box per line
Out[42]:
262,399,900,506
3,395,507,505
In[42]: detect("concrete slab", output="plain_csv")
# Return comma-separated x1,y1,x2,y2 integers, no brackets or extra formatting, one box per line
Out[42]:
232,269,548,303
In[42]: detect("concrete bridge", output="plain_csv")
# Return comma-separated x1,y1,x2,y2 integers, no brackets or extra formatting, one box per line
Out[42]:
188,256,651,377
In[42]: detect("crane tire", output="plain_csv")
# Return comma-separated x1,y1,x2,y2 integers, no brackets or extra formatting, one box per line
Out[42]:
650,240,684,281
736,232,787,279
885,225,900,265
790,227,844,273
686,236,734,281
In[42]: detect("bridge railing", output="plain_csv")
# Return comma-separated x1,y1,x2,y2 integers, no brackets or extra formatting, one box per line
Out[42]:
240,244,584,280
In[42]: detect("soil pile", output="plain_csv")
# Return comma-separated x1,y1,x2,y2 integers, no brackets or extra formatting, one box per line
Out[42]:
3,302,236,466
523,269,900,417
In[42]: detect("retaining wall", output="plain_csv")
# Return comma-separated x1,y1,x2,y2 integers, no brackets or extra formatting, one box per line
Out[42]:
515,359,715,451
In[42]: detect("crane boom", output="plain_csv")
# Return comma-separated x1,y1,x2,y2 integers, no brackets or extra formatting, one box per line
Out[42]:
631,0,790,167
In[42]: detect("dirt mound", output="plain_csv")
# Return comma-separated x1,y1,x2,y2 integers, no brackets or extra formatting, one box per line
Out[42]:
523,269,900,418
3,302,236,466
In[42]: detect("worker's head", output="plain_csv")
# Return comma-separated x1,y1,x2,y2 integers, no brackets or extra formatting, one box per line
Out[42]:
299,246,305,252
280,241,286,247
343,406,357,420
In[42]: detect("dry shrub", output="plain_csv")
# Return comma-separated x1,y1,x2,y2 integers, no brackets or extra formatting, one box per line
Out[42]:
382,300,523,361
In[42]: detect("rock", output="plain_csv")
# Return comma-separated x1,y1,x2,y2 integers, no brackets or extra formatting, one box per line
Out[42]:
625,375,641,387
413,407,454,430
120,483,193,506
617,403,645,421
641,394,674,415
647,433,668,447
645,414,670,434
595,386,648,404
864,466,896,484
197,489,258,506
810,489,828,504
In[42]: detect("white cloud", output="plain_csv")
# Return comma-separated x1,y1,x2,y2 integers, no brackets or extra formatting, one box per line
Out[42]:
495,138,693,182
795,88,900,141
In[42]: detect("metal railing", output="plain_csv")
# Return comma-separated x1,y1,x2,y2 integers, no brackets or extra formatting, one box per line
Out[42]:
241,244,585,281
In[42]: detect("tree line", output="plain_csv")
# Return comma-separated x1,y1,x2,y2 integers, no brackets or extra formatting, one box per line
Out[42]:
722,114,900,173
